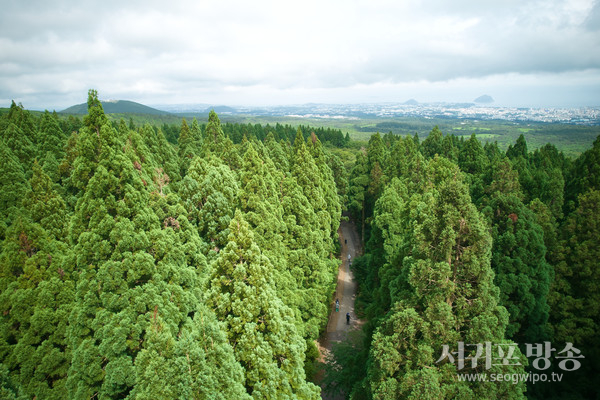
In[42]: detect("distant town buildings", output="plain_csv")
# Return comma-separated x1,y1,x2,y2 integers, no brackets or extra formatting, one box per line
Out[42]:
232,103,600,125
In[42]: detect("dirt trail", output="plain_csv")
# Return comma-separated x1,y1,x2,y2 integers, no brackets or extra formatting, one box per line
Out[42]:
316,220,362,399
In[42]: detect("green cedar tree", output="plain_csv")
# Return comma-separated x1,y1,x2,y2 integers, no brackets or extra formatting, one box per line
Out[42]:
207,211,320,399
366,157,526,399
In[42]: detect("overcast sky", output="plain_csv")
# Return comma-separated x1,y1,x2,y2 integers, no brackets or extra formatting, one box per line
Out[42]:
1,0,599,110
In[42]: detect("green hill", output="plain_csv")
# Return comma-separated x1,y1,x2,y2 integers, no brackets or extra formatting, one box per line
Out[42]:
60,100,169,115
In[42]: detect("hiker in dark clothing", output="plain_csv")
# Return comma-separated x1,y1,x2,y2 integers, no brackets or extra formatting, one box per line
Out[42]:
346,312,350,325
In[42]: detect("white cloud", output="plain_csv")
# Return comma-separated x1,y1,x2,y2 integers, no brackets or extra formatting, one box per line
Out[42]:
0,0,599,109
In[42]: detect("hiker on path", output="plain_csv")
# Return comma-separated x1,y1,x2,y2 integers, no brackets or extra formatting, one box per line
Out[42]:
346,312,350,325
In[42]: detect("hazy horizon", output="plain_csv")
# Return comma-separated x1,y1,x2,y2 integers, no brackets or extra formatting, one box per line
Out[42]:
11,93,600,113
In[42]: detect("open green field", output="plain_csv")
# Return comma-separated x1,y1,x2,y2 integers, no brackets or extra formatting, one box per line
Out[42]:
3,107,597,157
215,115,599,157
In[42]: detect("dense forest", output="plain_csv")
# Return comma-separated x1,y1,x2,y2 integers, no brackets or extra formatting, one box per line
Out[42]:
328,127,599,399
0,90,345,399
1,90,598,399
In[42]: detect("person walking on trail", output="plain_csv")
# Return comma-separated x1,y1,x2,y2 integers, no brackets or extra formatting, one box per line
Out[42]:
346,312,350,325
347,254,351,261
335,298,339,312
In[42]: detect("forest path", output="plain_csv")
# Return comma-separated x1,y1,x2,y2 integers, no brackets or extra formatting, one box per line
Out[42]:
316,219,363,399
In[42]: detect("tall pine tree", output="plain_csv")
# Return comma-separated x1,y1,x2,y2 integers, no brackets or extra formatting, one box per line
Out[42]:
365,157,526,399
207,211,320,399
66,91,245,398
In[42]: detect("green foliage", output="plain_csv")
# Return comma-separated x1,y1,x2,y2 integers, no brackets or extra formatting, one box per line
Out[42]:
529,199,560,268
482,193,551,343
264,131,290,171
239,142,285,245
290,136,341,339
0,141,30,239
203,111,226,155
83,90,108,135
348,152,370,237
326,151,350,205
459,133,486,175
180,155,239,251
132,303,249,400
23,161,67,240
323,329,368,398
564,135,600,213
2,94,598,399
363,157,526,399
341,127,595,398
207,211,320,399
340,128,600,399
367,132,386,168
64,93,249,399
178,118,203,175
69,91,109,191
0,163,74,399
0,102,37,172
506,134,528,160
421,125,444,158
545,189,600,399
0,363,26,400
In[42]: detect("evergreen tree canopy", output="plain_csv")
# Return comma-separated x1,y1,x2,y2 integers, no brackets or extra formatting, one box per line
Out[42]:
366,157,526,399
207,211,320,399
0,141,30,237
564,135,600,212
65,93,247,399
483,193,551,343
5,92,599,399
421,126,444,159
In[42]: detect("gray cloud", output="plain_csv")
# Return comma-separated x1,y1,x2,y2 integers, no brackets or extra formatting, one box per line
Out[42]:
0,0,598,109
585,0,600,30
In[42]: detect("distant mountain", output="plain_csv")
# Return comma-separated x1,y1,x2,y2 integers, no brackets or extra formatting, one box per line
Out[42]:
474,94,494,104
404,99,419,105
60,100,169,115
